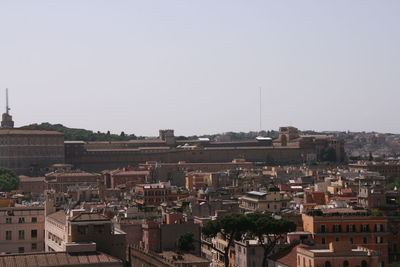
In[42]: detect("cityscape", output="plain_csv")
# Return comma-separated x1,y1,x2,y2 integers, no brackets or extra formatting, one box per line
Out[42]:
1,93,400,267
1,1,400,267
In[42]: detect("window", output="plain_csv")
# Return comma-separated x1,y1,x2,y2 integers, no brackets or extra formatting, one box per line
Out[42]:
18,247,24,253
325,261,331,267
361,224,369,232
18,230,25,240
363,237,368,244
333,224,342,233
349,237,354,244
322,237,326,244
343,260,349,267
31,217,37,223
361,260,368,267
6,231,12,240
6,218,12,224
347,224,355,232
18,217,25,224
320,225,326,233
376,224,383,232
335,237,340,242
31,230,37,239
376,236,383,244
31,243,37,250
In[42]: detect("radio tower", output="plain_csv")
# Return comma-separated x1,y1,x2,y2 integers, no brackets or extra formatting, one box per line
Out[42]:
259,87,262,132
1,88,14,128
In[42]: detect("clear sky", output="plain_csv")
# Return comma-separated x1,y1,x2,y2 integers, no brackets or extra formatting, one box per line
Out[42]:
0,1,399,136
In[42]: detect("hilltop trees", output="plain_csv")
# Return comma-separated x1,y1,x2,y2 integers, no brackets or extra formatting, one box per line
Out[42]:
0,168,19,192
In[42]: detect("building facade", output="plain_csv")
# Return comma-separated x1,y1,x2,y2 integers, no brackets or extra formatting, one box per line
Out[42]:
0,129,64,175
0,207,45,254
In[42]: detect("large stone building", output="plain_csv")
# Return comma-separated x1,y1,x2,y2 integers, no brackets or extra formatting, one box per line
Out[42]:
0,96,65,175
0,129,65,175
302,209,389,265
65,127,345,172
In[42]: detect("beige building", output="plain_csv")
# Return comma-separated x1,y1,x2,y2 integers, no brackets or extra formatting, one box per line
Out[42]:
45,209,126,261
0,206,45,254
239,190,290,213
44,192,126,261
297,241,380,267
45,171,101,193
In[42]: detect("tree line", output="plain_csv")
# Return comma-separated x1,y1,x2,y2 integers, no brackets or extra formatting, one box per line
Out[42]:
178,213,296,267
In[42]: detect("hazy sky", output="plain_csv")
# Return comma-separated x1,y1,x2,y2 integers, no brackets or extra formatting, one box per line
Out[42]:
0,1,399,136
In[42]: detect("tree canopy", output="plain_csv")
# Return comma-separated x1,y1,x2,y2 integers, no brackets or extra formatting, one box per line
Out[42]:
0,168,19,192
177,232,195,253
246,213,296,267
201,213,296,267
202,213,249,267
21,122,140,141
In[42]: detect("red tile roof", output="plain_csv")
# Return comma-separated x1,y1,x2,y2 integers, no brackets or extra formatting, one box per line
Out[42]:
269,244,305,267
0,251,121,267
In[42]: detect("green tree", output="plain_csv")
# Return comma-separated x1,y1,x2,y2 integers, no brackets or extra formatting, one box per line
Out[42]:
246,213,296,267
177,232,195,253
0,168,19,192
202,213,249,267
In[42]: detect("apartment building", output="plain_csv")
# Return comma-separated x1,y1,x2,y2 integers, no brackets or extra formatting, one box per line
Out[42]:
45,209,126,260
239,190,290,213
297,241,380,267
134,181,189,206
302,209,388,265
0,206,45,254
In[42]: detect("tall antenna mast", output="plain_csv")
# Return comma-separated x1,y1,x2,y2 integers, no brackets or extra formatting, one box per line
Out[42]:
6,88,10,115
259,87,262,132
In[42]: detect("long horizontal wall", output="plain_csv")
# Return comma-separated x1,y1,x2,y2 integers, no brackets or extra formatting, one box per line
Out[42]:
66,146,314,172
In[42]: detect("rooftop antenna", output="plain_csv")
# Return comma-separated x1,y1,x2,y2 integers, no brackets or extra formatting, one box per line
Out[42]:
6,88,10,115
259,87,262,132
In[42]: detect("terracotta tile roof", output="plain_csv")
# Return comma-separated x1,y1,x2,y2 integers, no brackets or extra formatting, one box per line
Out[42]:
0,251,121,267
70,213,110,222
269,244,304,267
18,176,45,182
47,210,67,225
110,170,150,176
45,171,100,177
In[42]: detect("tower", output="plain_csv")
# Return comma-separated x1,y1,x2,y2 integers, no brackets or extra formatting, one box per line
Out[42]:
1,88,14,128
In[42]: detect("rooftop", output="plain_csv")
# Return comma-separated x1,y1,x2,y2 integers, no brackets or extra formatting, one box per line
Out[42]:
47,210,67,225
0,129,63,135
70,213,110,222
0,251,121,267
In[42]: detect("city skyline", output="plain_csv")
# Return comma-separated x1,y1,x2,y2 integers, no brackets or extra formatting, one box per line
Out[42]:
1,1,399,136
